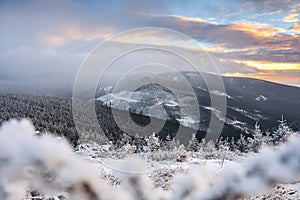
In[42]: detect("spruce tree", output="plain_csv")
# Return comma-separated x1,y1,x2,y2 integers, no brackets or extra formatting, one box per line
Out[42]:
187,133,199,152
273,115,293,144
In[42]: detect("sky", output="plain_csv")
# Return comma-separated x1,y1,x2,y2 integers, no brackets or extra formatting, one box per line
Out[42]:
0,0,300,95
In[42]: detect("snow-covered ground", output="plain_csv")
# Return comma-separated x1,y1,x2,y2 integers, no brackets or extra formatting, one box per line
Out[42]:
74,141,300,200
76,142,241,176
1,119,300,200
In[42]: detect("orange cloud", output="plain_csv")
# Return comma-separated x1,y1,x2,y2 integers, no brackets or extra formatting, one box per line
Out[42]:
41,35,66,47
227,22,284,38
224,72,300,87
248,75,300,87
291,24,300,32
39,24,114,47
236,60,300,70
171,15,285,38
251,76,300,82
283,13,299,22
60,24,111,41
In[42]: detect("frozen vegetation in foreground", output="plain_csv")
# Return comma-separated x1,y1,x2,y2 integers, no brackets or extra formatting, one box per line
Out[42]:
0,118,300,199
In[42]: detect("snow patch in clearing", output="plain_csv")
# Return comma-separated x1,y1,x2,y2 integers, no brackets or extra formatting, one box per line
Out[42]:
255,95,268,102
203,106,226,122
178,116,199,127
210,90,232,99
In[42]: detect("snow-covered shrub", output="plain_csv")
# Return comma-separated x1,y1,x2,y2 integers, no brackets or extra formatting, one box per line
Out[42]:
146,145,187,162
118,143,137,155
187,133,199,152
249,184,300,200
0,119,113,200
179,134,300,200
199,140,218,159
146,133,161,152
150,167,187,190
160,134,177,151
215,138,232,160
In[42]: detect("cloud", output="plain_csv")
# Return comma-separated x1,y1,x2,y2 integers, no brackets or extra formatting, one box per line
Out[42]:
0,0,299,91
283,13,299,22
0,46,84,95
239,0,294,13
141,15,300,64
247,70,300,87
235,60,300,70
291,24,300,32
226,22,284,37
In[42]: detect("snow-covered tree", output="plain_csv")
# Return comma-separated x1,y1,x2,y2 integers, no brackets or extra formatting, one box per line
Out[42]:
200,139,217,159
187,133,199,152
263,130,273,146
236,134,249,153
161,134,177,151
186,134,300,200
248,122,264,153
216,138,231,160
117,133,133,148
272,115,293,144
146,132,160,152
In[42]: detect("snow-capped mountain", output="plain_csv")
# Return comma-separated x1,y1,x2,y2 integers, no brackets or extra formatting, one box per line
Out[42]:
96,71,300,139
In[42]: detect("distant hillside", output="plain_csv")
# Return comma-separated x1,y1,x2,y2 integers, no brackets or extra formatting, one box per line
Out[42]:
1,73,299,143
96,71,300,140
